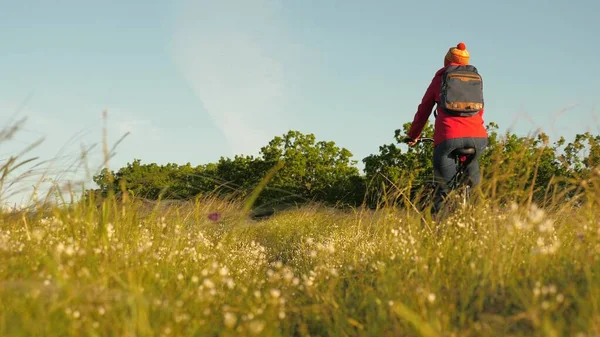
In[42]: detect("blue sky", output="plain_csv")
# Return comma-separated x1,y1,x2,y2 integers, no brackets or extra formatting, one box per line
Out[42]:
1,0,599,204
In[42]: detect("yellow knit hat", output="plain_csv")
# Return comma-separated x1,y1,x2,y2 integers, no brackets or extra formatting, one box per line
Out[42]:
445,42,470,65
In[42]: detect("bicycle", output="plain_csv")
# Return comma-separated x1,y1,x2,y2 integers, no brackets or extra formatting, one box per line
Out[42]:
405,137,477,211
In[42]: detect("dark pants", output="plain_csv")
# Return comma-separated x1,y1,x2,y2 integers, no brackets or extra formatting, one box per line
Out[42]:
432,137,488,214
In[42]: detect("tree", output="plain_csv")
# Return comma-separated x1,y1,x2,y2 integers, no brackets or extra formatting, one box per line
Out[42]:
258,130,363,206
362,122,434,207
91,130,364,208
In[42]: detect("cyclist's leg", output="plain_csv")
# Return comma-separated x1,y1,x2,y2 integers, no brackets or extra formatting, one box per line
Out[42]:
432,139,458,214
463,138,489,188
464,160,481,186
460,138,489,207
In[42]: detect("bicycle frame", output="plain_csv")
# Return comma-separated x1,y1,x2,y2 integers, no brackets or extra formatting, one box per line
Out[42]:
411,137,473,208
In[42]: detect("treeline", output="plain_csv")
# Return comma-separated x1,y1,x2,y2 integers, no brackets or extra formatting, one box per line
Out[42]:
90,122,600,210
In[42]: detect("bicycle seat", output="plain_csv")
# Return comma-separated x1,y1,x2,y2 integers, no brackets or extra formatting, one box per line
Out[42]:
451,147,476,156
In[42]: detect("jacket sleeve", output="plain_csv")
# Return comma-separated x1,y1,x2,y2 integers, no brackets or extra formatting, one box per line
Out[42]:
407,75,438,140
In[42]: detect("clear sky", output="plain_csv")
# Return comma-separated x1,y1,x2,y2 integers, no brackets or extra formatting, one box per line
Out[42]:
1,0,599,204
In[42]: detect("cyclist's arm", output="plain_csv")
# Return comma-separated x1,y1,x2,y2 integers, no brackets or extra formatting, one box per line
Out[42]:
407,75,439,140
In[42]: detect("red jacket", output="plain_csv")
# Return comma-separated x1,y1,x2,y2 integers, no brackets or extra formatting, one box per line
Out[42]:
407,63,488,146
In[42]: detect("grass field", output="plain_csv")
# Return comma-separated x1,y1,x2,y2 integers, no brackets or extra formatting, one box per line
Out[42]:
1,117,600,336
1,181,599,337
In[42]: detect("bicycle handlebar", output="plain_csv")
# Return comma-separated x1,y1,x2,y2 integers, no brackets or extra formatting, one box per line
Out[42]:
403,137,434,144
415,137,434,143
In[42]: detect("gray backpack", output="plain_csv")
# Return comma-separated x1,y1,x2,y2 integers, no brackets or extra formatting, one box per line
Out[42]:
439,65,484,117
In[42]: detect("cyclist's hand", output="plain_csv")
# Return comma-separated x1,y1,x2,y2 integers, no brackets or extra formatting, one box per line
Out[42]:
403,137,417,146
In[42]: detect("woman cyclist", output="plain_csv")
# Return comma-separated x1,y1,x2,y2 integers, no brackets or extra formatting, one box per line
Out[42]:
404,42,489,215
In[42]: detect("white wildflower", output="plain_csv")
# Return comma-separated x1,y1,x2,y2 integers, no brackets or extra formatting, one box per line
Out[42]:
282,269,294,282
540,239,561,255
224,312,237,329
270,289,281,299
203,279,215,289
537,237,546,247
106,223,114,240
514,218,527,230
248,320,265,335
538,219,554,233
528,205,545,223
427,293,436,303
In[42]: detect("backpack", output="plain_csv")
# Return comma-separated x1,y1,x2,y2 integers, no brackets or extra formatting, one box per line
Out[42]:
439,65,484,117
